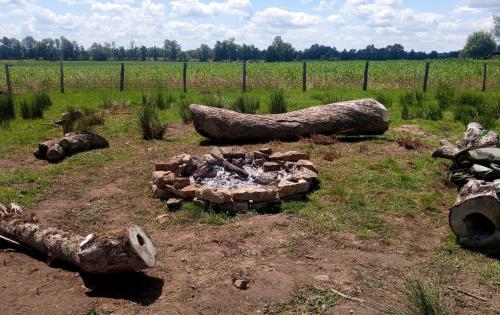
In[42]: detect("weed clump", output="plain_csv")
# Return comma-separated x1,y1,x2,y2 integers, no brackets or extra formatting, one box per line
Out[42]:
62,106,104,134
401,273,450,315
375,92,393,107
178,97,192,124
230,95,260,114
400,90,443,121
268,89,287,114
452,92,497,129
435,82,455,110
0,94,15,127
201,95,229,109
138,102,166,140
20,92,52,119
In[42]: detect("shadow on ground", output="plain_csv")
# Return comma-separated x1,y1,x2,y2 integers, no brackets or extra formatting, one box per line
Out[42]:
80,272,164,306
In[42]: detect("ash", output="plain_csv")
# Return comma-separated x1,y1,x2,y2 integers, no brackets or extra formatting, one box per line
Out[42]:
195,164,292,189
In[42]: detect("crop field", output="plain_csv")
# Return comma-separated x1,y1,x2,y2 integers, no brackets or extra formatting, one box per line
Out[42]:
1,61,500,314
1,59,500,92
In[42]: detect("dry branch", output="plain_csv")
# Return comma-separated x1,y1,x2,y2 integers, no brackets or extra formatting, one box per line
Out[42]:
0,203,156,274
190,99,389,142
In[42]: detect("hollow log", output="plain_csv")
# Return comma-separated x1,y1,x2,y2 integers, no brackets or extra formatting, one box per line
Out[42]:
34,131,109,163
449,179,500,254
0,203,156,273
190,99,389,142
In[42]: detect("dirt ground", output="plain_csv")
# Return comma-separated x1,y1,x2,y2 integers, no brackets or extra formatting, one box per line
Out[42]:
1,125,499,315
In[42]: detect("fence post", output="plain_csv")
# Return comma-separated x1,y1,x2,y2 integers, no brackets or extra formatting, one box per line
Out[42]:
423,62,430,93
302,61,307,92
4,64,12,95
183,62,187,93
362,61,369,91
242,60,247,93
119,63,124,91
482,63,487,92
60,62,65,94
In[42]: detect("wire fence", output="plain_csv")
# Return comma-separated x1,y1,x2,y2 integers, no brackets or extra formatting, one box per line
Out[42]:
1,60,499,94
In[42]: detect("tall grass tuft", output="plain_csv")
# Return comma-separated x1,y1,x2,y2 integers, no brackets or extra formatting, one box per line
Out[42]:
230,95,260,114
400,90,443,121
138,102,166,140
452,92,497,129
201,95,229,109
401,273,450,315
268,89,287,114
20,92,52,119
62,106,104,134
435,82,455,110
178,99,192,124
375,92,393,108
0,94,15,127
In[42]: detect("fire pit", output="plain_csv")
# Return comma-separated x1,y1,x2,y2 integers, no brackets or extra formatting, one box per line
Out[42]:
151,147,318,212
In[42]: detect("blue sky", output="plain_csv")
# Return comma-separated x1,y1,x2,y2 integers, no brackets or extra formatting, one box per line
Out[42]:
0,0,498,52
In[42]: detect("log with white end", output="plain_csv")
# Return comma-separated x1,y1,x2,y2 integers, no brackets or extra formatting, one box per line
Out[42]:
0,203,156,273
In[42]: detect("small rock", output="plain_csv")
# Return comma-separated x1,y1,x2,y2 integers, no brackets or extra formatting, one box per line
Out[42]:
269,151,310,162
220,147,246,159
259,147,273,155
233,279,250,290
313,274,330,282
156,214,169,224
262,161,281,172
253,151,269,159
196,188,232,204
180,184,198,198
292,168,319,183
166,198,183,211
296,160,318,173
232,187,278,202
278,179,310,198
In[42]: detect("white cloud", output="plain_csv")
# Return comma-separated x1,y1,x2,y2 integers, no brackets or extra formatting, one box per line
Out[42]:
250,7,321,29
170,0,252,18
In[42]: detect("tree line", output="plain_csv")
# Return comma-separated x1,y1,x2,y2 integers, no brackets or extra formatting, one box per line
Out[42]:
0,35,468,62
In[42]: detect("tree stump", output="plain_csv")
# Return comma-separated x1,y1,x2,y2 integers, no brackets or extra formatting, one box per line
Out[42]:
190,99,389,142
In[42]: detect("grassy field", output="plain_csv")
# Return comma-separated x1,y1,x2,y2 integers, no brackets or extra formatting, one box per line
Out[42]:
1,86,500,314
1,59,500,93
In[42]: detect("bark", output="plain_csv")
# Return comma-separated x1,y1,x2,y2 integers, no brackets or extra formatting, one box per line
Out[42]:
449,179,500,254
190,99,389,142
34,131,109,163
0,204,156,273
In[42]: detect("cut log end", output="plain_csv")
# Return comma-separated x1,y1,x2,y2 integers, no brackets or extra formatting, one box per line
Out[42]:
449,180,500,253
128,225,156,269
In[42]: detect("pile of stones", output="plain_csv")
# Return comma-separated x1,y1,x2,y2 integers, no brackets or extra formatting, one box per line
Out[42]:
151,147,319,212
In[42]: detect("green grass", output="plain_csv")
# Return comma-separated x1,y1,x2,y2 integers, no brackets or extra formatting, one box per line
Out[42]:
401,273,450,315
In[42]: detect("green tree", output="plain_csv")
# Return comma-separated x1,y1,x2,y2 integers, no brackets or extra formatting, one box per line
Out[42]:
199,44,211,62
494,16,500,48
163,39,181,61
265,36,295,62
461,31,496,59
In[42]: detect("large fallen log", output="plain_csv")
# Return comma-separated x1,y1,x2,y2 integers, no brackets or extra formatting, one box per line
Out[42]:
449,179,500,254
0,203,156,274
190,99,389,142
34,131,109,163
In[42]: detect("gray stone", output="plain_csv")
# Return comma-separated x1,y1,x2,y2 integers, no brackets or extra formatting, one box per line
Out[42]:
262,161,281,172
196,188,232,204
166,198,183,210
269,151,310,162
278,179,310,198
232,187,278,202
